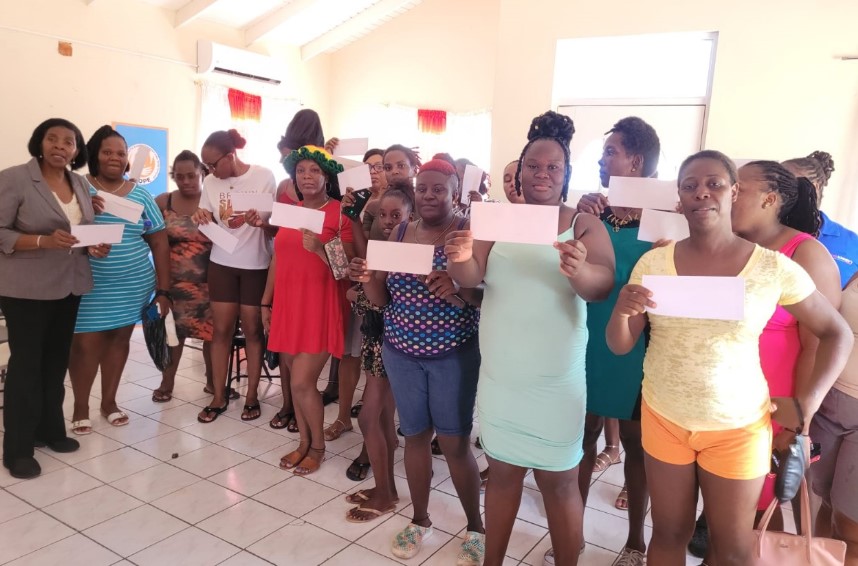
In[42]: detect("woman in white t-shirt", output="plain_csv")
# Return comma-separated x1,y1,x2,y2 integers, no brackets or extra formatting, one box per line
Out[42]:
192,129,276,424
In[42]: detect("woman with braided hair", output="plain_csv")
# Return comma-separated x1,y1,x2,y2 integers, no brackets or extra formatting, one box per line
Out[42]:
446,110,616,566
782,151,858,288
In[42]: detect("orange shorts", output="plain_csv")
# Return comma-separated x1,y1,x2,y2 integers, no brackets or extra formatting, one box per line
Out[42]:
641,400,772,480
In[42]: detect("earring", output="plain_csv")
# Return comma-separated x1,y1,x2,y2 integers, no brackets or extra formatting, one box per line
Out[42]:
631,167,636,172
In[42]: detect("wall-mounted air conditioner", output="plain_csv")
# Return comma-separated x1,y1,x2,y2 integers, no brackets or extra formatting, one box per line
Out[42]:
197,40,285,85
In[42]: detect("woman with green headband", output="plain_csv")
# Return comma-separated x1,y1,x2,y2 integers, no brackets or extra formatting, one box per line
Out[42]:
260,145,355,476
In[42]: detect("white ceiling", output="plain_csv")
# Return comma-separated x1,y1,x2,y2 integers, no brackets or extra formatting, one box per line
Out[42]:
125,0,423,56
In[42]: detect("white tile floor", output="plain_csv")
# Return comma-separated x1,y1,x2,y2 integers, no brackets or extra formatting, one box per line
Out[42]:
0,331,712,565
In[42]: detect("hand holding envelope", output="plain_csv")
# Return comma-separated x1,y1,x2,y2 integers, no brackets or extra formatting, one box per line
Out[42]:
71,224,125,247
270,202,325,234
97,191,144,223
642,275,745,321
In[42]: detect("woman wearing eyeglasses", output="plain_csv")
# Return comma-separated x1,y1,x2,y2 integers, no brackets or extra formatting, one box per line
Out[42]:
192,129,276,424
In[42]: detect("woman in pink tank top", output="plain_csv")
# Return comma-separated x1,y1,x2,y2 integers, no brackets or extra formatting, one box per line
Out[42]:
729,161,842,532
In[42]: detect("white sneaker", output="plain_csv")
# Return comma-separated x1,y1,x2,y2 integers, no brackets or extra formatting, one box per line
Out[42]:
612,547,646,566
456,531,485,566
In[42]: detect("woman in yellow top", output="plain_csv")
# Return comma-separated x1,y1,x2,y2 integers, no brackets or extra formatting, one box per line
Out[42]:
606,150,853,565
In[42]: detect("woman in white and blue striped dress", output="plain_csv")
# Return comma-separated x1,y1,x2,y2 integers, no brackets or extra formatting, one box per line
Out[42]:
68,125,171,434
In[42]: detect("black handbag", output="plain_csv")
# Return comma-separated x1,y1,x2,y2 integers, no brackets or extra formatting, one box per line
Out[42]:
773,434,807,502
141,301,171,371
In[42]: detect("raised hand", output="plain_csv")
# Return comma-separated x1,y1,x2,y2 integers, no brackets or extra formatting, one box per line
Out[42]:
554,239,588,279
576,193,609,215
444,230,474,263
348,257,371,283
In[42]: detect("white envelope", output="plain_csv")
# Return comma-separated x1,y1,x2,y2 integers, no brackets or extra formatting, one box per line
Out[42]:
608,177,678,211
197,222,239,254
642,275,745,321
335,156,363,170
637,209,690,243
71,224,124,247
366,240,434,275
338,164,372,192
269,202,325,234
333,138,369,157
461,164,484,204
470,202,559,246
97,191,144,223
230,192,274,213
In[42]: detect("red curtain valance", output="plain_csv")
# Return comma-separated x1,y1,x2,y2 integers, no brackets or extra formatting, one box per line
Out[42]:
228,88,262,122
418,109,447,134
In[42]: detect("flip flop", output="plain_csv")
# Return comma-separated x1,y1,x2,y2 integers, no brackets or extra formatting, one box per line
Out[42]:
345,490,400,505
197,403,228,423
102,411,129,427
270,409,295,430
71,419,93,436
345,503,396,523
350,400,363,418
151,389,173,403
241,403,261,421
346,458,370,481
203,386,240,400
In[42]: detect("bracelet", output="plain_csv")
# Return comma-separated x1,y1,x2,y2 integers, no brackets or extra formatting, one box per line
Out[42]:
154,289,173,302
36,235,42,248
261,304,273,309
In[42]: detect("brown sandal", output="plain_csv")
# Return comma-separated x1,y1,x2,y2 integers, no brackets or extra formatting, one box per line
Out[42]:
293,447,325,476
345,503,396,523
323,419,352,441
279,442,309,470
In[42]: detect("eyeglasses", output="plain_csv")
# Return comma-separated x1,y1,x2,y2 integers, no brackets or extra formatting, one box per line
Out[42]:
204,152,231,170
367,163,384,173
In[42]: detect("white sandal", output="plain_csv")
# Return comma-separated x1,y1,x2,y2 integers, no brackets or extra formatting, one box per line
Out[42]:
103,411,129,427
71,419,93,436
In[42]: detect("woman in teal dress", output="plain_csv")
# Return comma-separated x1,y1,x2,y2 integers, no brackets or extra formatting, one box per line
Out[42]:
570,116,662,566
446,111,616,566
69,126,170,434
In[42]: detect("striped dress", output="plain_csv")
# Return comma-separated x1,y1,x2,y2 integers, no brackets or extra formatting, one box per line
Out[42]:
74,184,165,333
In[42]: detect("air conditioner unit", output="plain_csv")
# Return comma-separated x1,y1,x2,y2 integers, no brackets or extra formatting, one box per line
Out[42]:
197,40,285,85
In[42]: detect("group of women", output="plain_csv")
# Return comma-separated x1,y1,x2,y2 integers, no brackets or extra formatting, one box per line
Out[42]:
1,109,858,566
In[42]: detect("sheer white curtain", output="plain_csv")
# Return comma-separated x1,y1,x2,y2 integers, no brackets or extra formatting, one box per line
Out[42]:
198,82,301,182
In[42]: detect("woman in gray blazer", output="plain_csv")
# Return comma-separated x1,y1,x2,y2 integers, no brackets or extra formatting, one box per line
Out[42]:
0,118,109,479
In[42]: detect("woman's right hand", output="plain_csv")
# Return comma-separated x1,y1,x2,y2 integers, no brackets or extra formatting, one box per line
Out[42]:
245,209,264,228
576,193,609,215
444,230,474,263
192,208,213,225
341,187,357,209
44,229,79,250
614,284,655,317
261,306,271,333
349,257,372,283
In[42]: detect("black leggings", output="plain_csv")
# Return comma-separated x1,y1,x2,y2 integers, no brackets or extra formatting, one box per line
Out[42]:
1,294,80,464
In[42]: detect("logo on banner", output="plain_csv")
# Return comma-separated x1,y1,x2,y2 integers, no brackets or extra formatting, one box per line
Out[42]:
128,144,161,185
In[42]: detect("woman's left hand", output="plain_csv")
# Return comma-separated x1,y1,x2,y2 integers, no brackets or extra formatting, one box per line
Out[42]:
425,270,459,301
301,229,323,254
555,239,588,278
245,209,264,228
87,243,111,258
92,194,106,215
155,295,171,318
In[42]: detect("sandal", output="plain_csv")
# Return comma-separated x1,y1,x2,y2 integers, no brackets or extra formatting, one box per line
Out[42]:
279,442,309,470
320,387,338,406
345,489,399,505
197,403,228,423
102,410,129,427
593,445,621,472
346,458,371,481
345,503,396,523
269,409,295,430
204,385,240,400
431,436,442,455
71,419,93,436
615,483,629,510
324,419,352,441
151,389,172,403
241,403,261,421
293,447,325,475
350,400,363,418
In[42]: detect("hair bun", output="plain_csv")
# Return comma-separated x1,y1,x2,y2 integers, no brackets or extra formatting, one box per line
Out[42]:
228,129,247,149
527,111,575,145
807,150,834,177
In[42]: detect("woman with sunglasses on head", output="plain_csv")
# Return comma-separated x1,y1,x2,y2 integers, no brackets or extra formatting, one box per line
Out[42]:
607,150,852,565
192,129,276,424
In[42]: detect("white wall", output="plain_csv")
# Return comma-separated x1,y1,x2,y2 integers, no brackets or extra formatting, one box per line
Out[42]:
491,0,858,225
0,0,330,172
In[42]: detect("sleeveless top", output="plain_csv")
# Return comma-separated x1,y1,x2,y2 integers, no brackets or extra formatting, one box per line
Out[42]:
383,218,479,358
759,232,814,398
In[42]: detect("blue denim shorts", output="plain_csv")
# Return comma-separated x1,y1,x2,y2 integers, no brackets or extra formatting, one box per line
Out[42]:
382,338,480,437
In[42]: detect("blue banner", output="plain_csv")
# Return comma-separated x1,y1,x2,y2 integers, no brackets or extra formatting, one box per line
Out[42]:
114,123,169,196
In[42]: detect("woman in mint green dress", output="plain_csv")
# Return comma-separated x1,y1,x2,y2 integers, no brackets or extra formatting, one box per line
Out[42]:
446,111,616,566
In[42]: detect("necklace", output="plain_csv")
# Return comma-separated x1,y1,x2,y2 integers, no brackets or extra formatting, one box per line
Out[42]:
415,216,457,245
304,197,330,210
606,209,640,232
92,176,125,194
